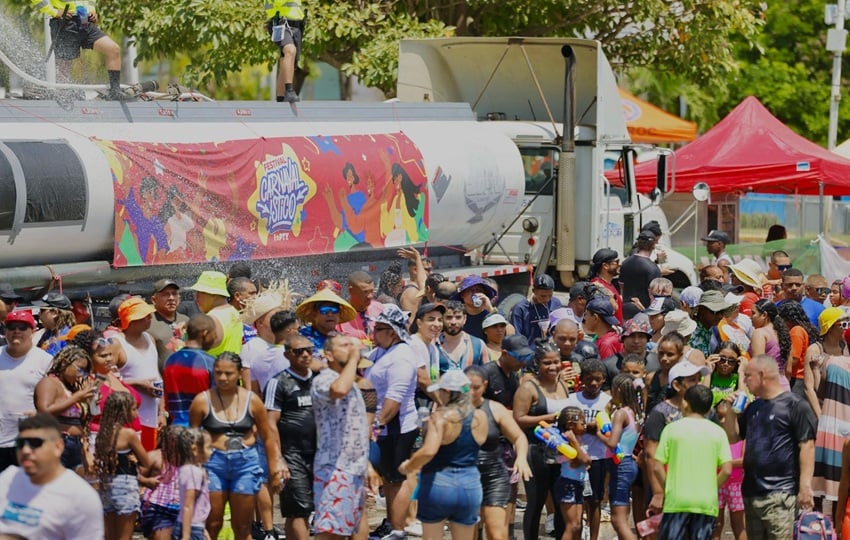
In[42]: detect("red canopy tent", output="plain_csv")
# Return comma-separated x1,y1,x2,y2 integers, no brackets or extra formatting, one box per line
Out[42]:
630,96,850,195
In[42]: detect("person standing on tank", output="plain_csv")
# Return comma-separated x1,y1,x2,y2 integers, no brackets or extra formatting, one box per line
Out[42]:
265,0,305,103
37,0,124,100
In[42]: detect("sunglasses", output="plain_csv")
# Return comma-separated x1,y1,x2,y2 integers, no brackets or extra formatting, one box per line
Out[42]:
6,323,31,332
317,305,340,315
840,320,850,330
95,337,116,349
290,347,314,356
777,264,792,272
813,287,831,296
15,437,48,450
717,357,739,365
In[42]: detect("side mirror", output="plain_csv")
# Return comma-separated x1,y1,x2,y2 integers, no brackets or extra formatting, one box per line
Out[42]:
656,154,668,193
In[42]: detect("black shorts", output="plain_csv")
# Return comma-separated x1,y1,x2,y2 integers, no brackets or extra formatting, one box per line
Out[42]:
658,512,717,540
587,458,614,502
49,18,107,60
377,431,418,484
479,460,511,507
280,450,314,518
0,447,17,473
267,19,302,60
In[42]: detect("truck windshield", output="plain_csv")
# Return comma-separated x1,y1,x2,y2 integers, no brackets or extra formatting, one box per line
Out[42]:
520,147,558,195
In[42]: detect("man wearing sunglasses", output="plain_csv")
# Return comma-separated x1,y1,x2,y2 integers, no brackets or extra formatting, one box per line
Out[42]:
295,288,357,353
0,311,53,473
801,274,828,332
0,414,103,539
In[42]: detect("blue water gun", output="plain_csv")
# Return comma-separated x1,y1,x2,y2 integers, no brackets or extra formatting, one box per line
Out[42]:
533,421,577,460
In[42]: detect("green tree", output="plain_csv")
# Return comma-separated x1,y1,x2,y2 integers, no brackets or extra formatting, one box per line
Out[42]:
1,0,763,99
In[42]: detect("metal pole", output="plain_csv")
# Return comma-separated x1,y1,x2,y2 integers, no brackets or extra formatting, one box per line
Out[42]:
828,1,845,151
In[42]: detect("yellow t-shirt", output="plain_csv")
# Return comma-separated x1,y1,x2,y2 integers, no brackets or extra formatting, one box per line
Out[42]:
208,305,243,357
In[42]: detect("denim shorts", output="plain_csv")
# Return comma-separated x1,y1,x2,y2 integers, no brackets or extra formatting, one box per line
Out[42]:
140,503,179,537
171,524,206,540
60,433,83,470
554,476,584,505
256,438,269,482
609,456,639,507
207,446,263,495
101,474,141,515
417,467,482,525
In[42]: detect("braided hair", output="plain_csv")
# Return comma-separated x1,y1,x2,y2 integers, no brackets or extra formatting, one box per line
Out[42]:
610,372,644,425
174,427,206,467
155,425,184,485
94,391,137,486
754,299,792,369
47,345,91,390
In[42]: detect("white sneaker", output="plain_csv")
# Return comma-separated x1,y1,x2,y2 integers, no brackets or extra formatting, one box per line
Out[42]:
544,514,555,534
404,521,423,537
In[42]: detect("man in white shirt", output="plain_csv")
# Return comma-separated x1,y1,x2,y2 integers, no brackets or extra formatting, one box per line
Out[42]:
0,413,103,539
0,311,52,472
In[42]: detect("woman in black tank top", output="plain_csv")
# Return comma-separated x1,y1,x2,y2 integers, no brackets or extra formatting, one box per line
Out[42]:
512,341,571,540
466,366,531,540
188,352,283,540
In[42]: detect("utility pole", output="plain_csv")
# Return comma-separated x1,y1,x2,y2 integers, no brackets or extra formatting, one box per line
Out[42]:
824,2,847,236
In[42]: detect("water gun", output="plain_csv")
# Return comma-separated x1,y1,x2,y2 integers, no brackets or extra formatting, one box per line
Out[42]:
533,421,577,460
596,411,613,437
609,445,626,465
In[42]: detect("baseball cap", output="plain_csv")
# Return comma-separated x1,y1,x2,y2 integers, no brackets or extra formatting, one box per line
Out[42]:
33,292,72,310
502,334,533,360
569,281,595,301
533,274,555,290
679,286,703,309
636,230,656,242
415,302,446,321
643,296,677,316
118,297,156,330
482,312,508,329
549,307,580,328
585,296,619,327
819,307,847,336
698,290,732,313
0,283,23,302
724,292,745,306
427,369,471,394
592,248,619,265
701,230,730,245
5,310,36,329
669,360,710,381
152,279,179,294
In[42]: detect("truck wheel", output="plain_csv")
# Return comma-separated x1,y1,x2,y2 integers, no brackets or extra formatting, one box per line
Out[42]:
497,293,527,320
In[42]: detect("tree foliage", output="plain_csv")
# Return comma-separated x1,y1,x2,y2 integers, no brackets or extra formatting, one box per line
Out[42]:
1,0,763,99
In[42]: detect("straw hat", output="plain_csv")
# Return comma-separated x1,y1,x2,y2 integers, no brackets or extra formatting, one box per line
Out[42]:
241,280,295,325
295,288,356,324
730,259,765,289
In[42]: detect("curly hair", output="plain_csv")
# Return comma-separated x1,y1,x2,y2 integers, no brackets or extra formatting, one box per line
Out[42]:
47,345,91,389
533,338,559,362
777,300,819,346
610,372,644,425
50,309,77,332
754,299,792,369
94,391,136,486
154,425,184,487
71,329,96,353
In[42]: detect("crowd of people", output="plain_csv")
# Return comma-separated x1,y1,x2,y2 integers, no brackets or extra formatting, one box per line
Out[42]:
0,227,849,540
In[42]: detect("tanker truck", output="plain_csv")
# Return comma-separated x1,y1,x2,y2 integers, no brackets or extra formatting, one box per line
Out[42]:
0,37,695,302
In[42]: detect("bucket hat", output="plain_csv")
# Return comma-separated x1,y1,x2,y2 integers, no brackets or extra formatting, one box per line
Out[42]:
190,271,229,297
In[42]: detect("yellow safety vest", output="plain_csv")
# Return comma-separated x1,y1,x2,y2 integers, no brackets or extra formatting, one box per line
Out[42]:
33,0,97,17
264,0,304,21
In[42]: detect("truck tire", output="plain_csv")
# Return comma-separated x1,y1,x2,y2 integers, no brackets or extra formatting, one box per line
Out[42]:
497,292,527,321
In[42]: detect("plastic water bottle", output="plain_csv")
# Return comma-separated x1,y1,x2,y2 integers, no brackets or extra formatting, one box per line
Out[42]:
76,5,88,27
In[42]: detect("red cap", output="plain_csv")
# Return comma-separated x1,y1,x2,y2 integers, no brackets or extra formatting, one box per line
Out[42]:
6,310,36,329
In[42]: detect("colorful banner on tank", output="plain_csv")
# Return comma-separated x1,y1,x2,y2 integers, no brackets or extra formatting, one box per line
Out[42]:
95,133,429,267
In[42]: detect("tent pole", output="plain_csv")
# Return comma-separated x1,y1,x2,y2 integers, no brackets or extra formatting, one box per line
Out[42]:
819,182,825,237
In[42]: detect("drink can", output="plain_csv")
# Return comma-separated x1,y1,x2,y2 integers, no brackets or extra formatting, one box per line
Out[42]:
732,393,748,414
636,514,662,536
472,294,483,308
152,380,164,398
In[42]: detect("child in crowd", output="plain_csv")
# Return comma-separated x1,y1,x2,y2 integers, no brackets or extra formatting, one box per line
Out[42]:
597,373,642,540
139,425,184,540
655,385,732,539
555,406,591,540
645,332,686,414
95,391,152,540
708,341,744,407
565,359,610,540
619,354,647,411
617,355,649,531
175,428,213,540
714,400,746,540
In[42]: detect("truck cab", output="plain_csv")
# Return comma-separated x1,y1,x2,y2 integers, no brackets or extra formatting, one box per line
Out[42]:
397,37,696,288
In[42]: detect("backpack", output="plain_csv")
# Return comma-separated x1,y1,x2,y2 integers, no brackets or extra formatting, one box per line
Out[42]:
794,511,836,540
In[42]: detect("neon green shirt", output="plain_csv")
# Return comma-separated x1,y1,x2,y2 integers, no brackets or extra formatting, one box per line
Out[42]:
655,417,732,516
208,305,243,358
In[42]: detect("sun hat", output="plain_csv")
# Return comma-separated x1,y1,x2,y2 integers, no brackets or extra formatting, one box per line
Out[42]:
295,288,357,325
698,290,732,313
426,369,471,394
662,309,697,337
190,271,229,297
482,312,508,329
241,281,295,325
5,310,36,329
669,360,711,381
370,303,411,342
118,297,156,330
730,259,765,289
819,307,847,336
585,296,619,327
455,276,497,299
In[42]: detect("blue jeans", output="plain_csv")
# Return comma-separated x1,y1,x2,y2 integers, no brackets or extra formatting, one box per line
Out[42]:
417,467,482,525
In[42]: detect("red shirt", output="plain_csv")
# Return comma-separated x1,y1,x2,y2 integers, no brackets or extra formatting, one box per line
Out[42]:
591,277,624,323
596,330,623,360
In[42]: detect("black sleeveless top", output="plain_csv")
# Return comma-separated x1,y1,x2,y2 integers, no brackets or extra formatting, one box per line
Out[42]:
523,380,569,446
202,390,254,436
477,399,501,466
